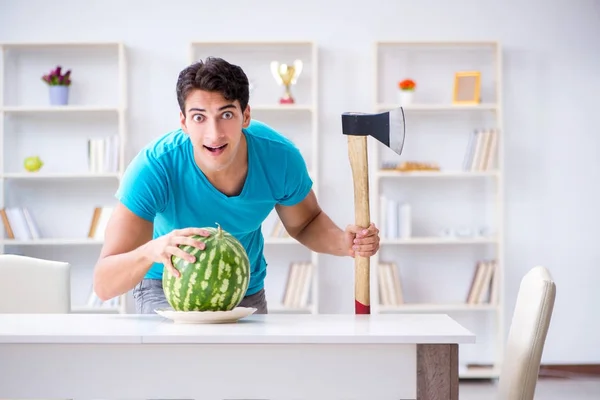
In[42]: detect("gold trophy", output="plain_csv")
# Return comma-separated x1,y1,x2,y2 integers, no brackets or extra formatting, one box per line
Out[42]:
270,60,303,104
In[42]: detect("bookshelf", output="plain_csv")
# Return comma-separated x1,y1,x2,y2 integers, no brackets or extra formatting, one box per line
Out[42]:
188,40,319,314
371,41,504,379
0,41,127,314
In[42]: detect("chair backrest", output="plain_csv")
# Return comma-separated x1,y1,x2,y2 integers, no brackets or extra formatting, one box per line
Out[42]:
497,265,556,400
0,254,71,313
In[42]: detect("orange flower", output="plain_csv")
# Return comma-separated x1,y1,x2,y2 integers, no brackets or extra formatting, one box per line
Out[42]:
398,79,416,91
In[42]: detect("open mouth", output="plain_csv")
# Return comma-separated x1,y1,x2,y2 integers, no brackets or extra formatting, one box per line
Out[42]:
203,144,228,154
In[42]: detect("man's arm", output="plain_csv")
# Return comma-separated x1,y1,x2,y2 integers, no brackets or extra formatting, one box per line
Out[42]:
92,148,169,301
92,203,155,301
274,142,380,258
275,190,349,257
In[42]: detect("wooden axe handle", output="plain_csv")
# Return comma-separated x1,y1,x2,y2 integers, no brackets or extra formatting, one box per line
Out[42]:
347,135,370,314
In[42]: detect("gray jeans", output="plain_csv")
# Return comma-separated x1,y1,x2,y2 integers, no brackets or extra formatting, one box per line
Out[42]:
132,278,268,314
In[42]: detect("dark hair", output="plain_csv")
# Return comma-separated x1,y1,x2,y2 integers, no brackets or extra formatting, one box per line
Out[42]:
176,57,250,116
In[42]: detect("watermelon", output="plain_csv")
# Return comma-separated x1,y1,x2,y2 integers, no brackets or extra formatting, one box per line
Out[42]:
162,223,251,312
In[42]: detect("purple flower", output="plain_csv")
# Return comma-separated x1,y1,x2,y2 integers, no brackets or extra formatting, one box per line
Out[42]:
41,65,72,86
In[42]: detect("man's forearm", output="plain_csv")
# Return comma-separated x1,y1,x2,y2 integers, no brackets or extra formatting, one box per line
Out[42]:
93,244,154,301
292,210,348,257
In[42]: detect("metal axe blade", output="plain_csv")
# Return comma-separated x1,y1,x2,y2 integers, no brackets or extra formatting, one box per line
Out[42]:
341,106,406,156
340,106,406,315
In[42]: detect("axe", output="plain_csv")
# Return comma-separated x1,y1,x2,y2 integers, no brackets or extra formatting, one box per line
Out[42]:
341,107,406,314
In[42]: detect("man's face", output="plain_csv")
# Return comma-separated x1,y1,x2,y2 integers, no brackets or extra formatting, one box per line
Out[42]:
180,89,250,172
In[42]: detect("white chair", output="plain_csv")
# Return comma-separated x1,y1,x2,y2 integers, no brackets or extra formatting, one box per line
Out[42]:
0,254,71,313
496,265,557,400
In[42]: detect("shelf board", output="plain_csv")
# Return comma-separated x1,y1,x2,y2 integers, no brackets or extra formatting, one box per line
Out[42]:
1,105,122,113
190,40,313,46
1,238,103,246
251,104,313,111
376,103,497,111
381,237,497,245
375,40,499,47
1,172,120,180
378,303,498,312
0,41,123,49
377,170,499,178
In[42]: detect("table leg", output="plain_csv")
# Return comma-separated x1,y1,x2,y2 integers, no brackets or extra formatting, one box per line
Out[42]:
416,344,458,400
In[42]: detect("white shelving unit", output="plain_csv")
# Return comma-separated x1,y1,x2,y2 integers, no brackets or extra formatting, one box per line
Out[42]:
188,40,319,314
370,41,504,379
0,41,128,314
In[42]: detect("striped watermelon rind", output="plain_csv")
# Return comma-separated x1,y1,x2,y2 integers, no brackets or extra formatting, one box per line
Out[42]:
162,223,251,312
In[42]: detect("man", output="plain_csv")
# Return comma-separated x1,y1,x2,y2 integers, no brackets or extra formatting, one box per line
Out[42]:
92,57,380,314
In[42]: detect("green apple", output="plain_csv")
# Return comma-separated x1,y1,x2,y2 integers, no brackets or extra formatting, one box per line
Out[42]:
24,156,43,172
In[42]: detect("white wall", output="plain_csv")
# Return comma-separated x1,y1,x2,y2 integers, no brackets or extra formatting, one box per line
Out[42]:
1,0,599,364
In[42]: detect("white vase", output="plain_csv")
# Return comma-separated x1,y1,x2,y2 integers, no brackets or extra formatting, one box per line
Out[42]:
49,85,69,106
398,90,414,106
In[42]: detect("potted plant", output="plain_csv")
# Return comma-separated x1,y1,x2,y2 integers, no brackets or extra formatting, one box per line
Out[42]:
42,66,72,106
397,78,416,105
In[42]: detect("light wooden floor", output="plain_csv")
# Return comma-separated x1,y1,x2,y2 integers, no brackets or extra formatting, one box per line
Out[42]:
460,377,600,399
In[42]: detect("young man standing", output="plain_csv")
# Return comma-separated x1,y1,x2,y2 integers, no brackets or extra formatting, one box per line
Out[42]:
92,57,380,314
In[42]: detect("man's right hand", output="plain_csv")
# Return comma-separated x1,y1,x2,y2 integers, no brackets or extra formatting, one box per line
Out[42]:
143,227,211,278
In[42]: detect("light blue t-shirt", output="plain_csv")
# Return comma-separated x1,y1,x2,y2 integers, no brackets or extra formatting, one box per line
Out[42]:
115,119,313,296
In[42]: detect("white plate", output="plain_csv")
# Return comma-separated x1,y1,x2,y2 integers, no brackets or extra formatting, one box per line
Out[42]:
154,306,257,324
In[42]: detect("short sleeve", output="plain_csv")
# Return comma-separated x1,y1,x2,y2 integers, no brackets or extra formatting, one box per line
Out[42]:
277,145,313,206
115,149,170,222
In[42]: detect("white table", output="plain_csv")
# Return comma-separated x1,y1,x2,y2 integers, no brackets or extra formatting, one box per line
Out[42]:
0,312,474,400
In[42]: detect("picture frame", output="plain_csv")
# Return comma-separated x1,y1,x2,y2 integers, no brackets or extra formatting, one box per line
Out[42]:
453,71,481,105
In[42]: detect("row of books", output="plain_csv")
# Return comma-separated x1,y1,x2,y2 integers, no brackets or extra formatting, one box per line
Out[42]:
264,217,290,238
376,258,498,305
463,128,498,171
88,135,120,173
280,261,313,309
378,196,411,239
88,206,113,239
261,211,290,238
466,259,498,304
0,207,41,240
378,128,498,173
0,206,114,240
378,261,404,305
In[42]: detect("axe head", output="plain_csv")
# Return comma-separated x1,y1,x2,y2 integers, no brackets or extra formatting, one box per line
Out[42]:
341,106,406,156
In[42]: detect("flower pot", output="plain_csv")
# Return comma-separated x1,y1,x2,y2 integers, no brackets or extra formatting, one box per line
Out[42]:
398,90,414,106
49,85,69,106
